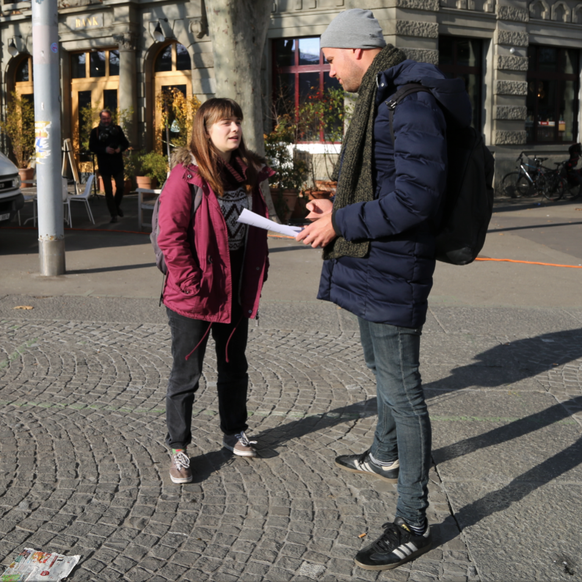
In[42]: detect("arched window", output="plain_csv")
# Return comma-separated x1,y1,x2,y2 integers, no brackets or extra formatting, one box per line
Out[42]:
14,56,34,97
154,43,191,73
153,43,194,152
15,58,32,83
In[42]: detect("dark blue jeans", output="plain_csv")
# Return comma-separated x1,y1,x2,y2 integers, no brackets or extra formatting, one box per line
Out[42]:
165,307,249,449
358,318,432,530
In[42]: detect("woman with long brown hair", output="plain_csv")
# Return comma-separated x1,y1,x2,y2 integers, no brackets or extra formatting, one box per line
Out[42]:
157,98,273,484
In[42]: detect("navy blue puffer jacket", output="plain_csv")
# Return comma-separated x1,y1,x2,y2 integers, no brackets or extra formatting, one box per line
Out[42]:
318,60,472,328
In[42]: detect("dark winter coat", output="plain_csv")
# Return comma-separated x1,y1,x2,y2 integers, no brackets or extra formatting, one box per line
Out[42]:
157,155,272,324
318,60,472,328
89,124,129,175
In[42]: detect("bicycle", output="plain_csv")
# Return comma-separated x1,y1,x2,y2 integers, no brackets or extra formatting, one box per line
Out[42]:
542,162,566,201
559,165,582,200
502,152,563,200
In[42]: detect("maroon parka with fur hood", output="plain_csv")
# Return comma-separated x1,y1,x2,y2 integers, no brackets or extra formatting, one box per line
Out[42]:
157,148,273,324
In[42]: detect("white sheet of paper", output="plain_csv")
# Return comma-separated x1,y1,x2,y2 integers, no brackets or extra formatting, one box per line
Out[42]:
237,208,302,238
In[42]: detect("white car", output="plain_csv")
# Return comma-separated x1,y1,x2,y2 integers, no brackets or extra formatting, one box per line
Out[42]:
0,152,23,225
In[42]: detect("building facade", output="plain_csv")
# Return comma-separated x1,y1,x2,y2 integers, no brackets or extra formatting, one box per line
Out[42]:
1,0,581,190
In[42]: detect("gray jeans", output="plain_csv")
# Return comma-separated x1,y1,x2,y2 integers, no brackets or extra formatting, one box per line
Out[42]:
358,317,431,529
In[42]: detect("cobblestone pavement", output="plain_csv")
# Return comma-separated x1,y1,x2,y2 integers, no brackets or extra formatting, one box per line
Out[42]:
1,300,581,582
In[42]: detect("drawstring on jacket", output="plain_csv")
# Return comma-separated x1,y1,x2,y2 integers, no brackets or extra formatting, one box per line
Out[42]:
224,313,244,364
183,312,244,363
185,322,213,361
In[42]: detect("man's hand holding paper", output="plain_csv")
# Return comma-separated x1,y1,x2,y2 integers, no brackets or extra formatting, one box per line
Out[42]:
296,198,337,248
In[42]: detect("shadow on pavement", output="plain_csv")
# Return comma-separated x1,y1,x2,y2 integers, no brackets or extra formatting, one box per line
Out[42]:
0,225,150,256
251,328,582,552
188,449,235,484
432,395,582,466
488,220,582,234
424,329,582,393
255,399,378,456
66,262,156,275
492,195,582,214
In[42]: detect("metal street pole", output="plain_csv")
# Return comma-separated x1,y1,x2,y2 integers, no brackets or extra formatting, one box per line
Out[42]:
32,0,65,276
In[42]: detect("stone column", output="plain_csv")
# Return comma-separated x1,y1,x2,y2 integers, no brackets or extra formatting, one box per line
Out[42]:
113,32,138,148
492,1,530,187
379,0,440,65
493,2,529,148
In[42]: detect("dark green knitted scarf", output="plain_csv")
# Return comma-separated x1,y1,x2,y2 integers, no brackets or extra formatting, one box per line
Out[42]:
324,44,408,260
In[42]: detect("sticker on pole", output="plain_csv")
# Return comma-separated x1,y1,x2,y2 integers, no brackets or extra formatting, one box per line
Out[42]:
51,43,58,54
35,121,52,164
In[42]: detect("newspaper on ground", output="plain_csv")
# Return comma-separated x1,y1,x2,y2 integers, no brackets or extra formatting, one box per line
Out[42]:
1,548,80,581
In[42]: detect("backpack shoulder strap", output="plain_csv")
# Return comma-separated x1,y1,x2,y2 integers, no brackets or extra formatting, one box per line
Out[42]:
385,83,432,143
188,183,203,217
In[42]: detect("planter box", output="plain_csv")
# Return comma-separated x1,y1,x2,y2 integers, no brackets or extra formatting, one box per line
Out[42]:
136,176,158,190
18,167,34,183
271,188,298,223
304,189,333,201
314,180,337,193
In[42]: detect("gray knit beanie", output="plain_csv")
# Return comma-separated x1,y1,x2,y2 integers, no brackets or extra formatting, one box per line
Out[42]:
320,9,386,50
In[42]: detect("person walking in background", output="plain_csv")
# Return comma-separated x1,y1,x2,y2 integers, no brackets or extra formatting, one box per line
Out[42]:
157,98,273,484
297,9,471,572
89,109,129,223
564,142,581,191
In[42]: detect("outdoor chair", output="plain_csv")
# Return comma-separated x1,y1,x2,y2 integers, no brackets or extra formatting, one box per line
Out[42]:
136,187,162,231
17,178,37,226
65,174,95,227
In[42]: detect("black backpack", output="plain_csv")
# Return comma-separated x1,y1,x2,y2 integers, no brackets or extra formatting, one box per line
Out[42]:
386,84,494,265
150,183,203,274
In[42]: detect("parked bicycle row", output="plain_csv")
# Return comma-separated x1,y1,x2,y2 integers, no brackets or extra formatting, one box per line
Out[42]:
501,143,581,201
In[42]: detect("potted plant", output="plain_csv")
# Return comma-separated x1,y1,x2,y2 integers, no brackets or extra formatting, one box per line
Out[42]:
155,88,201,152
0,91,35,182
135,150,168,189
264,121,308,222
296,86,350,199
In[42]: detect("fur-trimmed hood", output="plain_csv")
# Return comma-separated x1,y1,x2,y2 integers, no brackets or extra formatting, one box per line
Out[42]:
170,147,195,170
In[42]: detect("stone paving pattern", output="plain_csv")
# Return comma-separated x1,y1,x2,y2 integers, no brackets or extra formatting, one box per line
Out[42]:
1,299,581,581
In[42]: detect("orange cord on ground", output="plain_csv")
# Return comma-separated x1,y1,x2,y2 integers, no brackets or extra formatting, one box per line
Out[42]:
475,257,582,269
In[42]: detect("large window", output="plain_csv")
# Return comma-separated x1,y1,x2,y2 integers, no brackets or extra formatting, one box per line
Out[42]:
526,46,579,144
272,37,341,142
71,50,120,79
438,36,483,130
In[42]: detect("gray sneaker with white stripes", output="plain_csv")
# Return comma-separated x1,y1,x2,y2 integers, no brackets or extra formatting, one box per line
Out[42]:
223,431,257,457
355,517,432,571
335,450,399,483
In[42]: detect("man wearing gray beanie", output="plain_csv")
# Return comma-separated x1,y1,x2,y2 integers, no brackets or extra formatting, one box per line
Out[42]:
297,8,472,572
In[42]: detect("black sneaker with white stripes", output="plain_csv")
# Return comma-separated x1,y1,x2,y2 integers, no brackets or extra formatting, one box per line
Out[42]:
355,517,432,571
335,450,399,483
